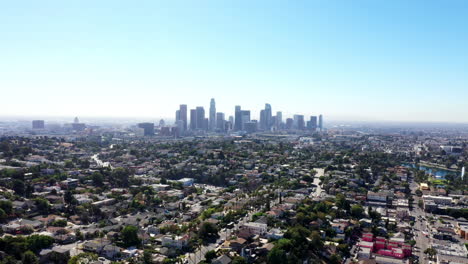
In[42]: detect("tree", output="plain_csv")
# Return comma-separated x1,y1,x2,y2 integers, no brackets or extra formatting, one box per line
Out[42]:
204,250,217,263
267,247,287,264
121,226,140,247
198,222,219,242
424,247,437,260
143,249,153,264
351,204,364,218
0,208,6,222
0,200,13,215
26,235,54,252
22,250,39,264
12,179,25,195
92,172,104,187
231,256,247,264
33,198,50,214
68,252,98,264
64,191,74,205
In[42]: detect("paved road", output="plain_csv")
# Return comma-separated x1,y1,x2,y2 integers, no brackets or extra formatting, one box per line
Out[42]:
409,177,431,264
311,168,324,197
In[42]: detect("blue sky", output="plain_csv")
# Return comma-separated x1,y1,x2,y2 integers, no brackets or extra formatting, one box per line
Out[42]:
1,1,467,122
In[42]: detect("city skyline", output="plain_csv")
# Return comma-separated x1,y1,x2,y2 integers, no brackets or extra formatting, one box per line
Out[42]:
1,1,468,123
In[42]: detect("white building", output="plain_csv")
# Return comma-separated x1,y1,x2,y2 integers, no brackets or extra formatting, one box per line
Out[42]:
241,222,267,235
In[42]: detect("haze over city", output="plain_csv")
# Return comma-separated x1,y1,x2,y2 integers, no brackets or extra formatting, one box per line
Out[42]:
1,1,468,123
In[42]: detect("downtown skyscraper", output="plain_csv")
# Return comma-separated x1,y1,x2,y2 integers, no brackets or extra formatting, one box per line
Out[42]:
209,98,216,131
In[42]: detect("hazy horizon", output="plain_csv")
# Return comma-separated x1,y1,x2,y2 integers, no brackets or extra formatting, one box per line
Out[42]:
2,1,468,122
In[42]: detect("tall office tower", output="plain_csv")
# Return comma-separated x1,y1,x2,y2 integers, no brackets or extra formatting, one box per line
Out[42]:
196,107,205,130
190,109,197,130
259,109,266,130
32,120,45,129
276,111,282,128
216,112,225,131
241,110,250,130
176,120,184,137
285,118,294,129
234,105,242,131
293,115,305,130
179,104,187,131
318,114,323,131
265,103,272,130
138,123,155,136
159,119,165,127
309,116,318,131
74,117,79,123
175,110,180,124
209,98,216,131
228,116,234,130
244,121,257,134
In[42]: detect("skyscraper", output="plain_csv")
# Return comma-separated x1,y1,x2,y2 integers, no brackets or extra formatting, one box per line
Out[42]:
234,105,242,131
259,109,266,130
138,123,155,136
216,112,225,132
196,107,205,130
179,104,187,131
175,110,180,124
209,98,216,131
276,111,282,128
294,115,305,130
309,116,318,131
265,103,272,130
241,110,250,130
285,118,294,129
190,109,197,130
319,114,323,131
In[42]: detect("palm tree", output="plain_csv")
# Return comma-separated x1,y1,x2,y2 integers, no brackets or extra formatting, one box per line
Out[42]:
424,247,437,260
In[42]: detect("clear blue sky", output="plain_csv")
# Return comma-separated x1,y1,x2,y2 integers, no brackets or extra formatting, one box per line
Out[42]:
1,1,467,122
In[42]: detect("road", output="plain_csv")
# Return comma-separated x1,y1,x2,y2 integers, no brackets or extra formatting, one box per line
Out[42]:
311,168,324,197
409,177,431,264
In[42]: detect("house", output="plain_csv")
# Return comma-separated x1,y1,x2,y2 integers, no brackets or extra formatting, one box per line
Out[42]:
161,235,188,249
212,255,232,264
102,244,123,260
241,222,267,235
83,240,111,253
367,191,387,202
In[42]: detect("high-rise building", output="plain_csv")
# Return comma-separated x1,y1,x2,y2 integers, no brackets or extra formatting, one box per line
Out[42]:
32,120,45,129
234,106,242,131
294,115,305,130
175,110,180,124
241,110,250,130
179,104,187,131
228,116,234,131
138,123,155,136
190,109,197,130
209,98,216,131
216,112,225,132
244,121,257,134
265,103,272,130
196,107,205,130
285,118,294,130
318,114,323,131
276,111,282,128
308,116,318,131
259,109,266,130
